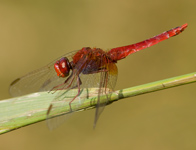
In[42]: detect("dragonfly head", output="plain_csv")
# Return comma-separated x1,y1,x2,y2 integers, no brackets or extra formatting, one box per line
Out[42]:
54,57,71,77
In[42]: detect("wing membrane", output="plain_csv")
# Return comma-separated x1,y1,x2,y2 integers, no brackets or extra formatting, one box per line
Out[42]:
9,50,77,97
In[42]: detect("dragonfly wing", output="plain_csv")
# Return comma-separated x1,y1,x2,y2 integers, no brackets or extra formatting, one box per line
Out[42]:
46,54,118,129
46,73,79,130
46,54,91,129
93,62,118,128
9,50,77,97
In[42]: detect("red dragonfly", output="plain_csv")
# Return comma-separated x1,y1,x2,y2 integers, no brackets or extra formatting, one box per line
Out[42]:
9,23,188,128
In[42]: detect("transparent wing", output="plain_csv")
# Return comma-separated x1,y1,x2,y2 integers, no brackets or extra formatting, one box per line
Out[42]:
47,54,118,129
46,54,91,129
46,73,81,130
9,50,78,97
93,62,118,127
10,48,118,129
46,73,102,130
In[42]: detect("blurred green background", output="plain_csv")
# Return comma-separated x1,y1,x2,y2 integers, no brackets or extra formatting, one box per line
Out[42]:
0,0,196,150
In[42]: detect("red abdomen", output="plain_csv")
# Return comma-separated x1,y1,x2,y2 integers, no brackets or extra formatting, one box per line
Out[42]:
107,23,187,61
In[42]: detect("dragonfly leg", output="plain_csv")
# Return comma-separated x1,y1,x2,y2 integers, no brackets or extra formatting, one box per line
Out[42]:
49,72,74,93
47,73,76,116
68,76,81,112
69,77,82,90
47,74,80,116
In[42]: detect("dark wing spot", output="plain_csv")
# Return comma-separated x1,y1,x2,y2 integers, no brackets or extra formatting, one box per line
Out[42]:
10,78,21,86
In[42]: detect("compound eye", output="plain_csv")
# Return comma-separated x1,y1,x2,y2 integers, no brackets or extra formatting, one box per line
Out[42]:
54,57,70,77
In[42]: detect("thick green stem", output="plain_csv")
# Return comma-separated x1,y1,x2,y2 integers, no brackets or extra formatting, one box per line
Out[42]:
0,72,196,134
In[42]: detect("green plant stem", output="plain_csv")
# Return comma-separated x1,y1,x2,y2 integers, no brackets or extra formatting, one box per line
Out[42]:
0,72,196,134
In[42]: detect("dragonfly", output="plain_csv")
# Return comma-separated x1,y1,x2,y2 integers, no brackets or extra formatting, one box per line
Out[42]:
9,23,188,128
